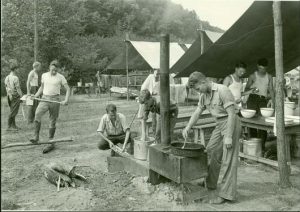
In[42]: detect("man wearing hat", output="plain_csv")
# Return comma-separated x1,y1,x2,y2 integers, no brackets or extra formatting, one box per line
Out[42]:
30,60,70,153
4,59,23,131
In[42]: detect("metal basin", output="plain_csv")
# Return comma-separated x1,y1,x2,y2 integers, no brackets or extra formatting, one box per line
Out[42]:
170,142,205,158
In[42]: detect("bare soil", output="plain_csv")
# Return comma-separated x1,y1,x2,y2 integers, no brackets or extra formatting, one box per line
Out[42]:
1,94,300,211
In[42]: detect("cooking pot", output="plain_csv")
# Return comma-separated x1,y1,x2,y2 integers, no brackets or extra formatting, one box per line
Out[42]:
170,142,205,158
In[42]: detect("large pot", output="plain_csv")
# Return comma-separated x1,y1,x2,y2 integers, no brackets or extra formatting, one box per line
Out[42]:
170,142,205,158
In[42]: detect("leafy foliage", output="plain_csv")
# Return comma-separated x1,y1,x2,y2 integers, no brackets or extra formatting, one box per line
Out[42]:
1,0,224,94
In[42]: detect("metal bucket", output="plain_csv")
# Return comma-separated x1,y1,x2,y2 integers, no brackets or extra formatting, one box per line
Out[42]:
170,142,205,158
243,138,262,157
133,137,155,161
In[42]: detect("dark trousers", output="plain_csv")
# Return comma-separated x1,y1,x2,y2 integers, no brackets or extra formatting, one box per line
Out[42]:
28,86,39,123
247,94,268,152
7,95,21,127
98,132,135,150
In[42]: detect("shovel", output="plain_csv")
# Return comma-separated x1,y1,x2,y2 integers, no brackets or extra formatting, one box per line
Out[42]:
97,132,132,159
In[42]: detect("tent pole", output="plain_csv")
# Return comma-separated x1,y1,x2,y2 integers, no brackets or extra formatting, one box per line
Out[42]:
160,34,170,146
273,1,292,188
125,33,129,101
34,0,38,61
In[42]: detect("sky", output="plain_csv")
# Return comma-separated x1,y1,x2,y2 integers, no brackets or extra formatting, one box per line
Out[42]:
171,0,254,30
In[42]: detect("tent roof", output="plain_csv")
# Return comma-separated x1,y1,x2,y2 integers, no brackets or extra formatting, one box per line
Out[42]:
105,41,191,74
176,1,300,78
171,30,222,74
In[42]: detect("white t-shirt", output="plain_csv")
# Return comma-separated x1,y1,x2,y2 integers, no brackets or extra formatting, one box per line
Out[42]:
141,74,159,95
42,72,67,96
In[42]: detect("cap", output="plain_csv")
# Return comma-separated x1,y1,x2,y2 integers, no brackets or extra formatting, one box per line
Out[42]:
50,60,60,68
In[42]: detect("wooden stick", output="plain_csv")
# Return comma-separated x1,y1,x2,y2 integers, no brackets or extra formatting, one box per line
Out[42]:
57,175,61,192
1,137,74,149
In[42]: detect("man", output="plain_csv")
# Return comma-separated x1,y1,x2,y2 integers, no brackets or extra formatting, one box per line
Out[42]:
95,70,104,96
26,61,41,123
223,61,247,104
245,58,275,155
4,59,23,131
97,104,134,155
182,72,241,204
139,89,178,143
30,60,70,154
138,69,160,139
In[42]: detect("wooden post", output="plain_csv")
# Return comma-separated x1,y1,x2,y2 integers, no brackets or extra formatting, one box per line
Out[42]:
273,1,292,188
34,0,38,61
125,33,130,101
160,34,170,146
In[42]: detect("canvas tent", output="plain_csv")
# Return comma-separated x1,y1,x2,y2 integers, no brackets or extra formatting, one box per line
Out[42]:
171,30,223,74
105,41,191,74
175,1,300,78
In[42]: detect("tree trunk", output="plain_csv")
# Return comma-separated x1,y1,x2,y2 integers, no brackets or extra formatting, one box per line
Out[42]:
34,0,38,61
273,1,292,188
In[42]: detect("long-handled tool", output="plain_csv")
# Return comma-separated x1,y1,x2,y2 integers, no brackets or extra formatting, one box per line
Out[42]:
97,132,132,159
21,95,62,104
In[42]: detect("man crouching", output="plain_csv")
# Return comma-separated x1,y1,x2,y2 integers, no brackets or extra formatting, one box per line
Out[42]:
97,104,134,155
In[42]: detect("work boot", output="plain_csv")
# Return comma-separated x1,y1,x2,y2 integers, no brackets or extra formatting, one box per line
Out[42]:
6,117,14,131
42,128,56,154
11,118,21,130
30,121,41,144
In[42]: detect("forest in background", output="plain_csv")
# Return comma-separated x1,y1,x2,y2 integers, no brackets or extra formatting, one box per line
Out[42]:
1,0,224,94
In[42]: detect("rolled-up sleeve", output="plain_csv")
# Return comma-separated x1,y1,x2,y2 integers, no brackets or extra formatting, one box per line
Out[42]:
219,87,235,109
97,115,106,132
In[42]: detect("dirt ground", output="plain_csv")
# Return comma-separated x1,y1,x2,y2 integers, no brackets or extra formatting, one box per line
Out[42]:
1,94,300,211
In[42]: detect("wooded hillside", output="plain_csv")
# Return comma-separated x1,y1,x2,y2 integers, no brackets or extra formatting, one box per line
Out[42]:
1,0,224,93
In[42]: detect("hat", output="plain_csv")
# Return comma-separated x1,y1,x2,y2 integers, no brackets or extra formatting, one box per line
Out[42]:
50,60,60,67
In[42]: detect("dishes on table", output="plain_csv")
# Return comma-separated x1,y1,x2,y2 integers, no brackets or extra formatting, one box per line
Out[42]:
285,115,300,123
260,108,274,117
241,109,256,118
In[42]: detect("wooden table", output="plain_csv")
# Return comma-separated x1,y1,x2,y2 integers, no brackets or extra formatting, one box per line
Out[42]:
240,116,300,173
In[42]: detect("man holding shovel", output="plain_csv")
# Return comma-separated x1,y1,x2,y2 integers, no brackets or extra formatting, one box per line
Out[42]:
26,61,41,124
97,104,134,156
30,60,70,154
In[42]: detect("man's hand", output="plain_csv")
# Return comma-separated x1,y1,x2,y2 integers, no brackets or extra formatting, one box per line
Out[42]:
235,98,242,104
182,127,189,140
60,100,68,105
122,142,127,152
267,100,273,108
224,137,232,149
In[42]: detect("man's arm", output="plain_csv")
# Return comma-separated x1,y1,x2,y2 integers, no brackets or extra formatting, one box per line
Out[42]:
182,107,204,140
34,83,44,98
245,74,255,91
223,76,232,87
61,83,70,105
224,105,236,149
26,72,33,95
15,78,23,97
122,128,131,151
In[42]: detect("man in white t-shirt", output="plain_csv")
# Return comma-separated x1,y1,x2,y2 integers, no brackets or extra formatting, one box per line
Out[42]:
30,60,70,153
26,61,41,123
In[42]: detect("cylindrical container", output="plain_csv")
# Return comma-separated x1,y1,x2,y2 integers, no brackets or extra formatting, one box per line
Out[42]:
134,137,155,161
243,138,262,157
77,82,82,87
284,102,295,116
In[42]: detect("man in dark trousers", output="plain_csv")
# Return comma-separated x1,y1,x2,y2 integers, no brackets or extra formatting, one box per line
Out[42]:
30,60,70,153
245,58,275,155
182,71,241,204
4,59,23,131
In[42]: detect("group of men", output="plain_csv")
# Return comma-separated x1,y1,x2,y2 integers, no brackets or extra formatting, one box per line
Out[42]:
4,57,275,204
4,59,70,153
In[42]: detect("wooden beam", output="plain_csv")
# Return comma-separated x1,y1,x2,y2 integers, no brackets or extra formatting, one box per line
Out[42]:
160,34,170,146
2,137,74,149
125,33,130,101
273,1,292,187
34,0,38,61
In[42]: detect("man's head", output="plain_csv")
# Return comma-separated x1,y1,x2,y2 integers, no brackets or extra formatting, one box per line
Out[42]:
153,69,160,81
33,61,41,72
9,59,19,72
106,104,117,120
234,61,247,77
49,60,60,75
257,58,268,74
188,71,210,93
139,89,151,104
